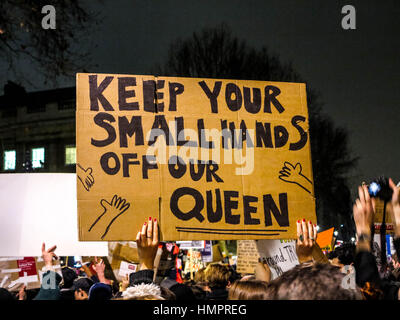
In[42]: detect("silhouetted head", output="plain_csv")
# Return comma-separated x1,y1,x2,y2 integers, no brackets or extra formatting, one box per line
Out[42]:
265,262,362,300
204,263,231,289
228,280,269,300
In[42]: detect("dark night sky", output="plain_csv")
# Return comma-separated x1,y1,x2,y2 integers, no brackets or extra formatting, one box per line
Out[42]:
1,0,399,193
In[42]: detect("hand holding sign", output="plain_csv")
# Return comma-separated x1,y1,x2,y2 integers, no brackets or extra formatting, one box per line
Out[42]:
255,260,271,283
77,163,94,191
296,219,317,263
136,217,159,270
120,274,130,292
279,162,312,194
93,257,111,284
89,195,130,239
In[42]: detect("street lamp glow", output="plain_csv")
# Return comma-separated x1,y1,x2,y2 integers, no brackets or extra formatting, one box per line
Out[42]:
334,231,338,236
351,237,355,242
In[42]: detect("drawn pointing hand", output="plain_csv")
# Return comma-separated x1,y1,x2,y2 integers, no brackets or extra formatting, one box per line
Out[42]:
100,195,130,216
278,161,313,194
89,195,130,240
77,164,94,191
279,162,303,183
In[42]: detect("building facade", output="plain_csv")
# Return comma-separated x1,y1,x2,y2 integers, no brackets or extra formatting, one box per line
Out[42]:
0,81,76,173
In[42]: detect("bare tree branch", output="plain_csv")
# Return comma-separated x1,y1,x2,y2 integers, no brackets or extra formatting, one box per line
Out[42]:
156,24,358,235
0,0,100,87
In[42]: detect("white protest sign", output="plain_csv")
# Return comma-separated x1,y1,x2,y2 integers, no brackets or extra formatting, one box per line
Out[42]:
201,241,213,263
0,173,108,256
256,239,299,279
373,234,395,256
177,241,206,250
117,261,137,278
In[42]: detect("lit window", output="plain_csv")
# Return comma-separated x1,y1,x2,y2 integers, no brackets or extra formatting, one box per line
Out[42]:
4,150,16,170
31,148,45,168
65,146,76,165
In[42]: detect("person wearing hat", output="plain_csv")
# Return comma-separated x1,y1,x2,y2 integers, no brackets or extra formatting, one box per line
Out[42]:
72,277,95,300
88,282,113,300
61,266,78,289
60,266,78,300
0,288,16,301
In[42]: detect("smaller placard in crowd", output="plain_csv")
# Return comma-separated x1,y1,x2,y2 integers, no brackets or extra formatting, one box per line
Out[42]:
0,257,62,291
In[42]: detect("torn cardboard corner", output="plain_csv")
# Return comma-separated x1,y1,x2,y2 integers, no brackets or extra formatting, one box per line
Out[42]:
77,73,316,241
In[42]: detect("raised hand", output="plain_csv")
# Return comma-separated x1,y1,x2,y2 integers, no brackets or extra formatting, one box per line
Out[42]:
77,163,94,191
353,185,375,236
279,162,313,194
93,257,111,285
388,178,400,237
41,243,58,270
16,284,27,300
120,274,130,292
93,257,105,274
88,195,130,239
136,217,159,270
296,219,317,263
255,260,271,283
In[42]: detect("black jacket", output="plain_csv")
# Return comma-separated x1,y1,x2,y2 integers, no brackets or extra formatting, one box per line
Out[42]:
205,287,228,300
354,237,400,300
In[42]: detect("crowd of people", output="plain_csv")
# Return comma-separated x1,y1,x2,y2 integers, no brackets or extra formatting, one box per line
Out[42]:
1,178,399,300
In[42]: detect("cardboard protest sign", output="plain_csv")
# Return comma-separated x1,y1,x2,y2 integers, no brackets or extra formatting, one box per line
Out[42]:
374,199,394,233
183,250,204,276
107,242,141,281
316,227,335,251
76,73,316,241
0,257,62,291
212,244,224,262
236,240,260,274
108,242,139,264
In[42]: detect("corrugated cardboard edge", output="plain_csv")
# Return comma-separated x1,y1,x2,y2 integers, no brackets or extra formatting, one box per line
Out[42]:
76,73,83,241
300,82,317,237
